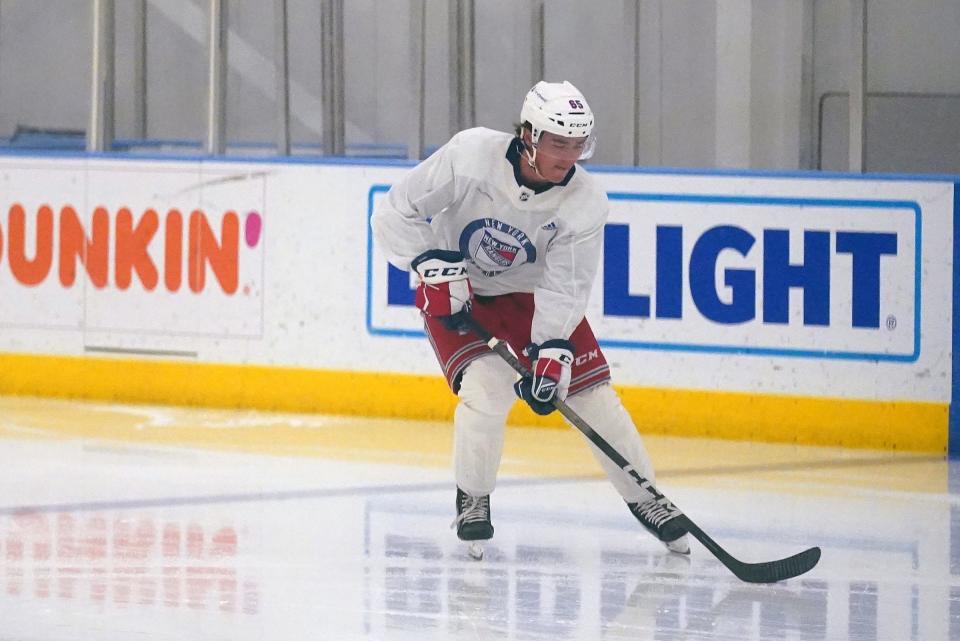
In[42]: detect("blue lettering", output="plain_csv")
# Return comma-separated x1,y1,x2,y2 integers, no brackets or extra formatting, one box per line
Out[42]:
689,225,755,324
656,226,683,318
762,230,831,325
387,224,899,331
603,224,650,317
602,224,683,318
836,231,898,328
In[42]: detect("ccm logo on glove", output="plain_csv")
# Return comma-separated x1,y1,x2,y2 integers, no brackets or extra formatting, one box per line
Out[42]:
411,249,474,330
420,265,468,279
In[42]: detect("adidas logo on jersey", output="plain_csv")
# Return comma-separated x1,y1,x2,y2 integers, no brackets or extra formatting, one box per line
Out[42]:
542,222,557,231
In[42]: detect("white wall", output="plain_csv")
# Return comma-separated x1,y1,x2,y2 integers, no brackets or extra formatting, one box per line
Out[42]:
0,0,91,134
0,0,957,171
814,0,960,172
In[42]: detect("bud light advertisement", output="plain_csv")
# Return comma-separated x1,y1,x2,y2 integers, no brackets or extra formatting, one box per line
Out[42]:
368,185,921,363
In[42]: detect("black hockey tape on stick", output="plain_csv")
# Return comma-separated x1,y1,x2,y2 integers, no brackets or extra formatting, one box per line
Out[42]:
452,310,821,584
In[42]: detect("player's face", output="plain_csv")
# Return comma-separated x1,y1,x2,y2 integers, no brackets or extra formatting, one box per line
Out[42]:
535,131,589,181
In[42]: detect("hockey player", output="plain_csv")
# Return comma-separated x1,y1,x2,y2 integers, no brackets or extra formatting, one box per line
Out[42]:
371,80,689,555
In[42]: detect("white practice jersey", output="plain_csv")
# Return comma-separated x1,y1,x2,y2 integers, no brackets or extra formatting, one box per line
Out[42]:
371,127,609,344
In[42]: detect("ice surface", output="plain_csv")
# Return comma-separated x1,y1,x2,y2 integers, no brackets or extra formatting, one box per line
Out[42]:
0,396,955,640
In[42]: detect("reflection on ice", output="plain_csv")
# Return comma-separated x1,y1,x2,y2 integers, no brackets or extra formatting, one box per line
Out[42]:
365,491,954,641
0,400,957,641
370,538,832,640
0,510,259,615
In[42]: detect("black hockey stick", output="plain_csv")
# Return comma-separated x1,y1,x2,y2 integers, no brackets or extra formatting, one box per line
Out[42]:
454,311,820,584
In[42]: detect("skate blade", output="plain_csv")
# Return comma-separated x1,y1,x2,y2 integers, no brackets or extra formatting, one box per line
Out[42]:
665,534,691,555
467,542,484,560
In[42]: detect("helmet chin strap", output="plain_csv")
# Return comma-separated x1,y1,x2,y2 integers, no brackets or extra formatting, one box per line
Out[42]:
523,140,548,181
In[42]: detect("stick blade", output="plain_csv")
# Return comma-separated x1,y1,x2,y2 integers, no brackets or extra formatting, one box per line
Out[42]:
731,546,821,584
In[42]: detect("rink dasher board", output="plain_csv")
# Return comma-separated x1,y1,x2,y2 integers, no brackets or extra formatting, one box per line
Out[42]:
0,153,956,453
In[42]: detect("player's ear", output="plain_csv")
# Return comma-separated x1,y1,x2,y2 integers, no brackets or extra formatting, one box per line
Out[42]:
520,126,534,149
514,122,530,143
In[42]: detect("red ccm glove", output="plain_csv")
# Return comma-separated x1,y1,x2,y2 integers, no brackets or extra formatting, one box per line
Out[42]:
411,249,473,331
514,339,575,415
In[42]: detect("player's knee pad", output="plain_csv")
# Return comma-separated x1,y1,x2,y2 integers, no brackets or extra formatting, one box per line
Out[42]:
457,355,518,416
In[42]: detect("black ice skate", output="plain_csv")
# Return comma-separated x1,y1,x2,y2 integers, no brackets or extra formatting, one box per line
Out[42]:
452,487,494,541
627,496,691,555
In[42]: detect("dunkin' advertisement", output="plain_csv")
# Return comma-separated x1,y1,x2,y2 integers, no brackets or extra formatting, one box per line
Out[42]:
0,162,265,338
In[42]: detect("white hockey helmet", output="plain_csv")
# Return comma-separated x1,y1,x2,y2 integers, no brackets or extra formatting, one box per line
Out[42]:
519,80,595,159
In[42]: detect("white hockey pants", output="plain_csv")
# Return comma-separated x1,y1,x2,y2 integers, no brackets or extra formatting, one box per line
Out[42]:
454,354,657,503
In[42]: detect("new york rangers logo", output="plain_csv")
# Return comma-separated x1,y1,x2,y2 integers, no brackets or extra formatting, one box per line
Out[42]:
479,231,520,267
459,218,538,277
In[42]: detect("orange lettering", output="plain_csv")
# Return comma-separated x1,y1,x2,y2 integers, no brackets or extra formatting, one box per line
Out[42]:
165,209,183,291
116,207,158,290
59,205,109,288
8,203,53,286
188,210,238,294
